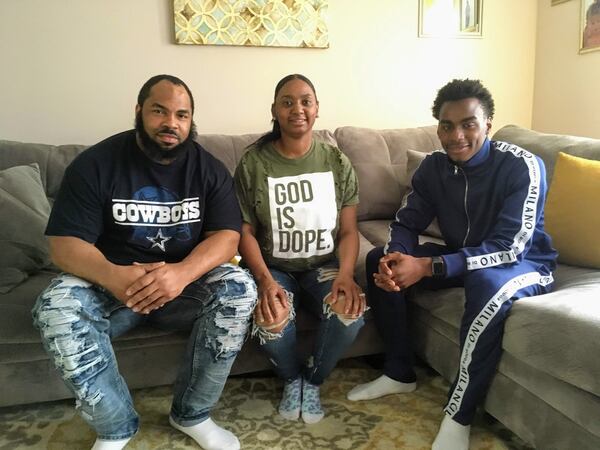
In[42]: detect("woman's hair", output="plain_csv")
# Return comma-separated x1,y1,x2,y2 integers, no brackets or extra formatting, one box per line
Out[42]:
252,74,317,149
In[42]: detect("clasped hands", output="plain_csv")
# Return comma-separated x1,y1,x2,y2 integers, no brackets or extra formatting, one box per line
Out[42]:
254,274,367,331
106,261,188,314
373,252,431,292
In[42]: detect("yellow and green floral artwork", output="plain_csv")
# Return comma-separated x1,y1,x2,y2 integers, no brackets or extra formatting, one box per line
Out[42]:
174,0,329,48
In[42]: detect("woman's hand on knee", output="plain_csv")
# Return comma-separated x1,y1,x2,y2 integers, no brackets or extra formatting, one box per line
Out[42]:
254,279,290,331
329,275,366,317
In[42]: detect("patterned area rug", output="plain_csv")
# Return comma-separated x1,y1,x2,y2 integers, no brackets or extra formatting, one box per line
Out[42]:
0,359,532,449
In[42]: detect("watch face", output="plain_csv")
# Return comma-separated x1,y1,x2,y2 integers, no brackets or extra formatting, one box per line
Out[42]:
432,257,444,277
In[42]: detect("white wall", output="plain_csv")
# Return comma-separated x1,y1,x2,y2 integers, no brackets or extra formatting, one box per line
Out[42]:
533,0,600,138
0,0,537,145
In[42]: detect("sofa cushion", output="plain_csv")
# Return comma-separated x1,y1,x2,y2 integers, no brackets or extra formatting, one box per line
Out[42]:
545,152,600,268
495,352,600,441
402,149,442,238
355,232,375,290
409,263,600,399
502,263,600,397
0,164,52,293
196,133,262,175
358,220,392,247
334,126,440,221
0,140,87,200
358,219,445,250
492,125,600,185
0,270,59,350
197,129,337,175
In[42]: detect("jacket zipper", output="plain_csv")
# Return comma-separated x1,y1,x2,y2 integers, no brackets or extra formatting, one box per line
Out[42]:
455,165,471,247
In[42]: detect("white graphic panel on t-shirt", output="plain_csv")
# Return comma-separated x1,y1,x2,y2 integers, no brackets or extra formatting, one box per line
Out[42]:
268,172,336,259
111,186,201,252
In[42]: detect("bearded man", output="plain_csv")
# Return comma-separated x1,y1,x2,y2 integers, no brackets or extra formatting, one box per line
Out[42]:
32,74,256,450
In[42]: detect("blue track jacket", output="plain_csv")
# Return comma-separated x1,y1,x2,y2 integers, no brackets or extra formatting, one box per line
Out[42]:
385,139,558,278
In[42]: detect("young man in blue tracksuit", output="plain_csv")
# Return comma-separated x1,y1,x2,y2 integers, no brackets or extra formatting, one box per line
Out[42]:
347,79,557,450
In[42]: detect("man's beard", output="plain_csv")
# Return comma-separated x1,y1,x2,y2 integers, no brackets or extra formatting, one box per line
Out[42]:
135,112,197,164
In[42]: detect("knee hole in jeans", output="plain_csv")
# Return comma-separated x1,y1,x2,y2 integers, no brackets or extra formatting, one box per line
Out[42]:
322,292,365,326
252,291,295,344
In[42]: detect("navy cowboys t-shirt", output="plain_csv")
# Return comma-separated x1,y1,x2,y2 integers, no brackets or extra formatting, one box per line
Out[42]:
46,130,241,265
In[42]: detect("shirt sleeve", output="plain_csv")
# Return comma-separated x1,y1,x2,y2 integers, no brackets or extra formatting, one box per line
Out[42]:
233,152,259,227
202,154,242,234
45,154,104,243
338,150,359,207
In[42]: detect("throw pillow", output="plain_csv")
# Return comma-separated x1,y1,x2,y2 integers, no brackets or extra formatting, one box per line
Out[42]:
0,163,52,293
402,149,443,239
545,152,600,268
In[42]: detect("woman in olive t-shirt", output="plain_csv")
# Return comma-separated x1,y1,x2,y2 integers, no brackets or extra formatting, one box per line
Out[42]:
234,74,367,424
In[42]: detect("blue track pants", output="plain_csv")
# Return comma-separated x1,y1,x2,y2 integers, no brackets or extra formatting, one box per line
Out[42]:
366,244,553,424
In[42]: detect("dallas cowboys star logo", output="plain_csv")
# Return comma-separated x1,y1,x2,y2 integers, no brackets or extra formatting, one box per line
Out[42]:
146,229,172,252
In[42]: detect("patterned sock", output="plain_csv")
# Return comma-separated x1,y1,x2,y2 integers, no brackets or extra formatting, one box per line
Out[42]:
90,437,131,450
432,414,470,450
169,416,240,450
347,374,416,401
278,377,302,420
301,378,324,424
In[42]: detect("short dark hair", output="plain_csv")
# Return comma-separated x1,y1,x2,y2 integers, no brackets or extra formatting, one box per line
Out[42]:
137,74,195,113
431,79,494,120
253,74,317,149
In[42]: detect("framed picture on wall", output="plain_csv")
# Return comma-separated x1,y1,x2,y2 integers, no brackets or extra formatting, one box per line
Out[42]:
460,0,479,32
580,0,600,53
419,0,483,37
551,0,571,5
174,0,329,48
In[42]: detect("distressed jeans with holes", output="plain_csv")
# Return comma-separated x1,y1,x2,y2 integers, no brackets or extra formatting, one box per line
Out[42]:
31,264,257,440
255,260,365,386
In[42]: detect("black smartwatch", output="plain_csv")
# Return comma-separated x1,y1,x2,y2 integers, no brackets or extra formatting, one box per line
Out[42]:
431,256,446,279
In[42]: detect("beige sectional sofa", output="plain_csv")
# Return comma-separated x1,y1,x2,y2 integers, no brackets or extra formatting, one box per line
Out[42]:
1,124,598,449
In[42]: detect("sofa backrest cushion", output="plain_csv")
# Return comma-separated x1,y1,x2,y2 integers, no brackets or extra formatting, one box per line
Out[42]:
334,125,440,221
197,129,337,175
0,140,87,201
196,133,262,175
0,131,337,201
492,125,600,184
0,163,52,293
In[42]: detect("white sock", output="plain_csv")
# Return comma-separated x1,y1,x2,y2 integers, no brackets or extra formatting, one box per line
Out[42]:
431,414,470,450
347,374,416,401
169,416,240,450
301,378,324,424
90,437,131,450
278,377,302,420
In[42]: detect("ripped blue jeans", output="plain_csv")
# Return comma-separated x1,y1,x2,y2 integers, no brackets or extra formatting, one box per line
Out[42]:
31,264,257,441
255,260,365,386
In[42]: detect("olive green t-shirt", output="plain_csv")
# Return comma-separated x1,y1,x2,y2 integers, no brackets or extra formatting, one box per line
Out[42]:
234,140,359,272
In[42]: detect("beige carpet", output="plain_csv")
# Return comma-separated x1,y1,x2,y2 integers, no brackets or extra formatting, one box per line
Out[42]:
0,359,532,449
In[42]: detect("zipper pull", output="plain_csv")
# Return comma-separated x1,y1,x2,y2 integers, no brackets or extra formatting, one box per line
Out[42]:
454,165,458,175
